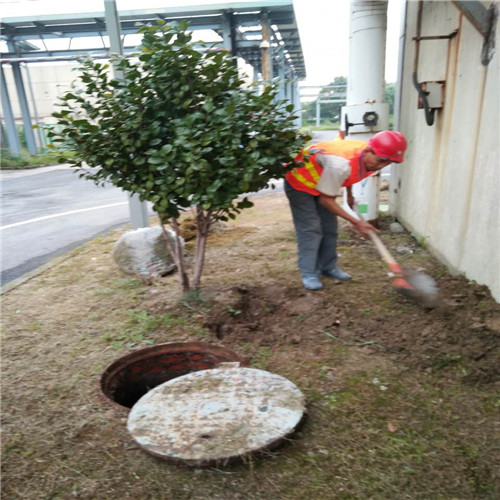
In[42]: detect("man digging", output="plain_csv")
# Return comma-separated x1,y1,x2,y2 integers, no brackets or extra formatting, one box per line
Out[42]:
285,130,408,291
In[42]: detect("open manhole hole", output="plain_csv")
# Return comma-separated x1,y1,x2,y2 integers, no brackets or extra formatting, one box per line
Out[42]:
100,342,249,410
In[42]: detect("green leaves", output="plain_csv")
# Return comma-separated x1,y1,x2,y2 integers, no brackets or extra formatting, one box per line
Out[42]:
50,19,307,261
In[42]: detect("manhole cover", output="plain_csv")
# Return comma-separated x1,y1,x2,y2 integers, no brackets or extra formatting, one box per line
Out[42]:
127,366,305,465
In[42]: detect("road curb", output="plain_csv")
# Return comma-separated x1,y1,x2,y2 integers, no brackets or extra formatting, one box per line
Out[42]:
1,252,74,295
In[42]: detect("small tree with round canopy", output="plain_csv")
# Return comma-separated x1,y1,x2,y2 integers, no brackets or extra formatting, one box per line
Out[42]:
50,21,307,292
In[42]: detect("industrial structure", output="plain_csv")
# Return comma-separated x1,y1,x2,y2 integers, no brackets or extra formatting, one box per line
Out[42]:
1,0,305,155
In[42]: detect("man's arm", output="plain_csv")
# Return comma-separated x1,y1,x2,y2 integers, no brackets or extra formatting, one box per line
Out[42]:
318,194,377,235
346,185,355,209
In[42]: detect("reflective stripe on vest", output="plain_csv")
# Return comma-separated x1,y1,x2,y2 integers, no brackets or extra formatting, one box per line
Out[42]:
286,140,368,195
290,148,321,189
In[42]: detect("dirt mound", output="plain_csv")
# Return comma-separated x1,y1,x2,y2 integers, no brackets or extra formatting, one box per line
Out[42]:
204,282,500,384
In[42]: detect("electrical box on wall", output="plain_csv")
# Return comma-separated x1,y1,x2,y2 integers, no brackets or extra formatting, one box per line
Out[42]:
417,82,445,109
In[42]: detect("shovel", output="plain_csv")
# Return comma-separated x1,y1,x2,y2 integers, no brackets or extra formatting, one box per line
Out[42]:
355,206,439,308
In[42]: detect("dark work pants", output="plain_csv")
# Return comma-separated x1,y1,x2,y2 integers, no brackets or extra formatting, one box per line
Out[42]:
285,179,338,278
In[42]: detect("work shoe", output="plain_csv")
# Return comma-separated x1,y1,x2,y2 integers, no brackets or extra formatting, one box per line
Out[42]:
302,275,323,291
321,267,352,281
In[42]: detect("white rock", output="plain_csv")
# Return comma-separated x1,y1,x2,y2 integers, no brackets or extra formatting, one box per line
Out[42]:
113,226,183,278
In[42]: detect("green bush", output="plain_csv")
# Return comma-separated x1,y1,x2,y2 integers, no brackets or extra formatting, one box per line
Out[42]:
0,148,74,170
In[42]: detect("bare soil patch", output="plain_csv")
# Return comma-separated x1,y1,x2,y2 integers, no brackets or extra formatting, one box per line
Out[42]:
2,193,499,499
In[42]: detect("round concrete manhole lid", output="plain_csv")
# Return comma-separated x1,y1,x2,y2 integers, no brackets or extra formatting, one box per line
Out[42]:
127,366,305,465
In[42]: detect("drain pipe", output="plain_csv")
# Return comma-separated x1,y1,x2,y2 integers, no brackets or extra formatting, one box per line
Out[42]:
342,0,390,223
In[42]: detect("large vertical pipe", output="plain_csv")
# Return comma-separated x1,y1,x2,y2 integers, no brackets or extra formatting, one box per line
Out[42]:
344,0,389,222
104,0,149,229
347,1,388,106
0,65,22,156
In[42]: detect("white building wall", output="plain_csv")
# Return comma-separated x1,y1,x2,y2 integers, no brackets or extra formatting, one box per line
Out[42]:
395,0,500,301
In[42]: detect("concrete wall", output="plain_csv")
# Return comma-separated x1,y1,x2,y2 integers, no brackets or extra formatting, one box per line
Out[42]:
394,0,499,301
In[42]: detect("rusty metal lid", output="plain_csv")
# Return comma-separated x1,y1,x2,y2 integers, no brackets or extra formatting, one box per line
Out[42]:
127,366,305,465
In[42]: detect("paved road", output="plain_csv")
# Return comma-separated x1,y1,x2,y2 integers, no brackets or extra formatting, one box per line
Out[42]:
1,166,140,286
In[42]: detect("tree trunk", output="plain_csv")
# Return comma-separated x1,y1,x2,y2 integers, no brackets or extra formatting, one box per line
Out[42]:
192,209,212,290
160,217,190,293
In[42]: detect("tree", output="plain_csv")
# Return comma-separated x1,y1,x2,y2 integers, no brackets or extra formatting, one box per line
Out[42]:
49,21,307,292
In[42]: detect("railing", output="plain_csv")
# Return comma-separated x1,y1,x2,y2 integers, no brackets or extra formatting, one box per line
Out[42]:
300,84,347,126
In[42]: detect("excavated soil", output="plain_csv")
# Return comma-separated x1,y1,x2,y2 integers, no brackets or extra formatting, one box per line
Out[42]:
202,280,499,385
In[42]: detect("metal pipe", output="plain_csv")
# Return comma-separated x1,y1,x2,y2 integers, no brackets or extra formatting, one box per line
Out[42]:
412,0,435,126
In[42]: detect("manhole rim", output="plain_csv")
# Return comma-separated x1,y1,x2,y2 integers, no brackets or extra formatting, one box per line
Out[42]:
99,341,250,411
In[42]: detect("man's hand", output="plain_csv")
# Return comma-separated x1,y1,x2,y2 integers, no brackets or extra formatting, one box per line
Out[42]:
352,219,378,236
347,191,355,209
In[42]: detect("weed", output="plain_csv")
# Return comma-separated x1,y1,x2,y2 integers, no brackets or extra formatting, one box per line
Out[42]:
182,288,207,304
251,347,272,369
226,306,242,316
415,234,429,248
114,278,144,290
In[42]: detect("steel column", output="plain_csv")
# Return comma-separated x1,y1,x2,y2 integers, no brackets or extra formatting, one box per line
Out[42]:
292,77,302,128
7,41,38,155
104,0,149,229
0,65,22,156
221,12,237,55
260,12,272,82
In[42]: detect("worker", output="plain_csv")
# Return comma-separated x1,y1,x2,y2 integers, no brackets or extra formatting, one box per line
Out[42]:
284,130,407,290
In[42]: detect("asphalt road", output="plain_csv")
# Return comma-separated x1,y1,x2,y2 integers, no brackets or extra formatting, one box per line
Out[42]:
1,166,141,286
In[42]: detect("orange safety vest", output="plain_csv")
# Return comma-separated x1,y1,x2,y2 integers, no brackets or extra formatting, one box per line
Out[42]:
285,139,373,196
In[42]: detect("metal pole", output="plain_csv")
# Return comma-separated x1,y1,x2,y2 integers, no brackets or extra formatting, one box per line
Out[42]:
316,98,320,126
260,12,272,82
293,77,302,128
6,41,38,155
221,12,237,56
104,0,149,229
0,65,22,156
22,63,45,148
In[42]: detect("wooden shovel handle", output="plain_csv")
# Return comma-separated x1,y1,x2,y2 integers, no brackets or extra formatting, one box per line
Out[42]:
365,230,399,268
355,205,400,269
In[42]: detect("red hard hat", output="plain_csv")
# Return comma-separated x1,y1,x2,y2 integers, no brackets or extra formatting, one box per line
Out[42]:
368,130,407,163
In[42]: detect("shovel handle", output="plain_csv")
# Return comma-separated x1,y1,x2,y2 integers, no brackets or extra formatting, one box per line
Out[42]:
354,205,400,270
365,231,399,268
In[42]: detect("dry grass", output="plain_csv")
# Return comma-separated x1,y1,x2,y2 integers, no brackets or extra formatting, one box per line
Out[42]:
1,193,499,499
